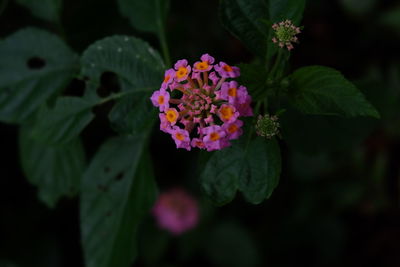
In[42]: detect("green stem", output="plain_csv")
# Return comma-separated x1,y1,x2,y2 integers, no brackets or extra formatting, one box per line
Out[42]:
269,49,283,78
155,1,171,67
96,87,153,105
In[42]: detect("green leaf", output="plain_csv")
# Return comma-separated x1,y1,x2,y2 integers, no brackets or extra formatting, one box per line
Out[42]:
237,63,268,99
19,126,85,208
0,27,78,124
269,0,306,24
117,0,169,34
31,97,95,145
289,66,380,118
220,0,269,57
238,138,281,203
80,136,157,267
80,35,163,94
201,138,281,205
81,35,163,134
108,92,156,135
16,0,62,22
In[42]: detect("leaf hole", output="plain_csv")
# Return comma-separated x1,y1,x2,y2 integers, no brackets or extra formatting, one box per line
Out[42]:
97,72,121,98
27,57,46,70
63,78,86,97
106,211,112,217
115,172,124,181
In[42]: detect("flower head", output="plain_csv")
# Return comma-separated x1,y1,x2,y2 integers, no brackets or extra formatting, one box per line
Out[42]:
152,188,199,235
272,20,301,51
150,54,253,151
255,114,280,139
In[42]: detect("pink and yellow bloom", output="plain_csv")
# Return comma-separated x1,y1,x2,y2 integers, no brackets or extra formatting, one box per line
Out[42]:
150,54,253,151
152,188,199,235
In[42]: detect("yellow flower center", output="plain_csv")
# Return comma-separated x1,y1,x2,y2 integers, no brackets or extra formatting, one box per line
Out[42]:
157,95,165,105
223,64,233,72
210,132,220,141
176,67,188,79
166,110,178,123
195,61,209,70
163,75,170,83
220,106,234,120
175,132,185,141
228,124,238,133
228,87,237,97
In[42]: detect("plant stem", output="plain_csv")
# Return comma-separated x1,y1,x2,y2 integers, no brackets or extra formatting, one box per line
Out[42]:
269,49,283,79
96,88,153,105
156,1,171,67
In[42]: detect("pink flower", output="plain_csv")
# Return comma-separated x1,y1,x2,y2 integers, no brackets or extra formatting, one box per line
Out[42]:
202,125,227,151
193,53,215,72
152,188,199,235
151,89,170,112
150,54,253,151
170,126,191,151
222,120,243,140
220,81,248,104
174,59,191,82
214,61,240,78
161,68,175,90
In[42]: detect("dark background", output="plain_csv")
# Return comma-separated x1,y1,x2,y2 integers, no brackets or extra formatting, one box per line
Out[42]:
1,0,400,266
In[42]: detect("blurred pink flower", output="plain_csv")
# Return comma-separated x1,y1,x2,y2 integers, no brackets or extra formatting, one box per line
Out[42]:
152,188,199,235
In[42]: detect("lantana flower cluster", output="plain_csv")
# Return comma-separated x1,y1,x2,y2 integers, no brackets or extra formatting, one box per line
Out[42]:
272,20,301,51
151,54,253,151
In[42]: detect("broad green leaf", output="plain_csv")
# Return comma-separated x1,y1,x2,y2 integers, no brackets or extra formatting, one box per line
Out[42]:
16,0,62,22
220,0,269,58
201,138,281,205
81,35,163,134
239,138,281,203
31,97,95,145
81,35,164,92
0,27,78,124
80,136,157,267
108,92,156,135
269,0,306,24
117,0,169,34
379,6,400,34
19,126,85,208
237,63,268,99
340,0,377,16
289,66,380,118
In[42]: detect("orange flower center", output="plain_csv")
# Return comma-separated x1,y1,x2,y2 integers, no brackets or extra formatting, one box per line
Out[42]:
228,124,238,133
175,132,185,141
166,110,178,123
157,95,165,105
176,67,188,79
210,132,220,141
195,61,209,70
223,64,233,72
228,87,237,97
220,106,234,120
163,75,170,83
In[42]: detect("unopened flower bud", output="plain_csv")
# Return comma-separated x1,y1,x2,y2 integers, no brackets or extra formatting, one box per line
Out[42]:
255,114,280,139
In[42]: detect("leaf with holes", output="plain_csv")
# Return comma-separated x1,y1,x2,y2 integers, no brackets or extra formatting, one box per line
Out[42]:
19,125,86,208
81,35,164,134
0,27,78,124
81,136,157,267
289,66,380,118
16,0,62,22
30,97,95,145
220,0,269,58
201,138,281,205
117,0,169,34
